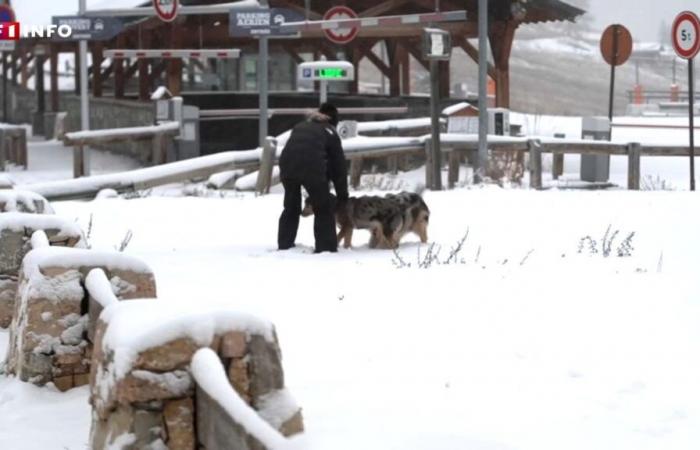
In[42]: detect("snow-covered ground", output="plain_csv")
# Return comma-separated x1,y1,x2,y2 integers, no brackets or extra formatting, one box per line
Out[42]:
1,116,700,450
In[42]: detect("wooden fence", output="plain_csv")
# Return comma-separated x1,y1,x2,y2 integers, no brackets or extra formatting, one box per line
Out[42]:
62,122,181,177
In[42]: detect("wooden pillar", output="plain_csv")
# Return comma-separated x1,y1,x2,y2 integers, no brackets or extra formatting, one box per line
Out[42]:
627,143,641,190
167,23,183,96
438,60,450,99
114,57,125,99
91,43,104,98
400,44,410,95
50,46,59,112
350,47,361,94
387,40,401,97
20,51,28,88
528,140,542,189
10,52,17,86
489,20,518,109
73,45,80,95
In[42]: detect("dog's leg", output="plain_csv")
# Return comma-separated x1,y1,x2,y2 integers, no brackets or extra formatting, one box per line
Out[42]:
369,227,380,249
344,227,353,248
417,222,429,243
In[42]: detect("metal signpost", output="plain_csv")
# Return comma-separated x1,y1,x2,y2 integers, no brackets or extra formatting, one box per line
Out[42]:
0,4,15,123
78,0,91,175
672,11,700,191
600,24,633,123
297,61,355,105
230,7,304,148
422,28,451,191
477,0,488,182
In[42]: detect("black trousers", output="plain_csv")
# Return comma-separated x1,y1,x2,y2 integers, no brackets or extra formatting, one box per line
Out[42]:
278,178,337,253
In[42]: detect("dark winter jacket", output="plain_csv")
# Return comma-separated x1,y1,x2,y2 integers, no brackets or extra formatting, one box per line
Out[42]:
279,112,349,201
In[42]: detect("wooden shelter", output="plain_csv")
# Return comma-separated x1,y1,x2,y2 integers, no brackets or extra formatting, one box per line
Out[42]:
8,0,584,114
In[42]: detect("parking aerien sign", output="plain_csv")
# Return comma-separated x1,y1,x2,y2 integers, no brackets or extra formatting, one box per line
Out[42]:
230,8,304,37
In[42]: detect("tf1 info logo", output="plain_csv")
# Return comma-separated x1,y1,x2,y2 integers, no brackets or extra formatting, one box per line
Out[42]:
0,22,73,40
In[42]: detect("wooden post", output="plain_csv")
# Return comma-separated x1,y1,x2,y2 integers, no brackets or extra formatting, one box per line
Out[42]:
73,46,80,95
448,150,461,189
10,52,17,86
350,157,363,189
400,44,410,95
139,59,150,101
18,129,27,168
0,131,5,171
151,133,169,165
74,144,85,178
528,139,542,189
256,137,277,194
424,140,433,189
627,142,641,190
388,155,398,175
91,43,104,98
552,153,564,180
20,51,28,88
50,46,59,112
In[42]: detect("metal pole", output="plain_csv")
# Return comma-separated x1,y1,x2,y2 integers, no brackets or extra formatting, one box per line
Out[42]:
690,57,696,191
608,24,619,124
477,0,488,182
304,0,310,21
258,36,268,148
79,0,90,175
320,79,328,105
429,59,441,190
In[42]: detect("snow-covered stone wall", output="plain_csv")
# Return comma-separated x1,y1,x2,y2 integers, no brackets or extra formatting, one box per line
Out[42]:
89,301,303,450
0,213,85,328
3,247,156,391
0,190,54,214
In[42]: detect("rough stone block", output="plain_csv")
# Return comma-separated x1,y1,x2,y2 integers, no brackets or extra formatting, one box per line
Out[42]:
116,370,194,404
248,335,284,399
228,358,251,404
134,338,199,372
280,410,305,437
164,398,195,450
53,374,74,392
220,331,247,358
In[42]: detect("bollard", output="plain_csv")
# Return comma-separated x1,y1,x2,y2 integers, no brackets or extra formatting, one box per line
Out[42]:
528,139,543,189
627,142,641,190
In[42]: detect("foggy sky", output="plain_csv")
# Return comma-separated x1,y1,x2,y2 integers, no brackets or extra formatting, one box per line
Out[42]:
587,0,698,43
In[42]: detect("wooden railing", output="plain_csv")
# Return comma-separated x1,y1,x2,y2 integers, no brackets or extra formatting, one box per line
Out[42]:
62,122,181,177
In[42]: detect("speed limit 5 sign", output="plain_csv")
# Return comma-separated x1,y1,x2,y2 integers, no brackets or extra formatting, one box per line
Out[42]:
672,11,700,59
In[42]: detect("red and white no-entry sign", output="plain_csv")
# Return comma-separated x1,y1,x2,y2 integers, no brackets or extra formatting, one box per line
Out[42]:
672,11,700,59
323,6,359,44
153,0,179,23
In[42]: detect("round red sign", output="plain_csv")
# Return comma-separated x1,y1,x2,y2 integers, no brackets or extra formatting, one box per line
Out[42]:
0,4,16,24
672,11,700,60
153,0,179,23
323,6,359,45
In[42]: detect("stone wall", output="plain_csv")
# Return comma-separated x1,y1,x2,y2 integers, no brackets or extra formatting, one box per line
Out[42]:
90,308,303,450
3,248,157,390
0,213,86,328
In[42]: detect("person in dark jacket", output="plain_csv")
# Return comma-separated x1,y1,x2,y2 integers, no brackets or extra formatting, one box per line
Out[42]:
278,103,349,253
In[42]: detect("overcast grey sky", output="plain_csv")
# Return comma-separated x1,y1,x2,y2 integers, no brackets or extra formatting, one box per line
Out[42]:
587,0,697,42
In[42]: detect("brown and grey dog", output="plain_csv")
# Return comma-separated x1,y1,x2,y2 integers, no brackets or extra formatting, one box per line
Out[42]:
302,191,430,249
